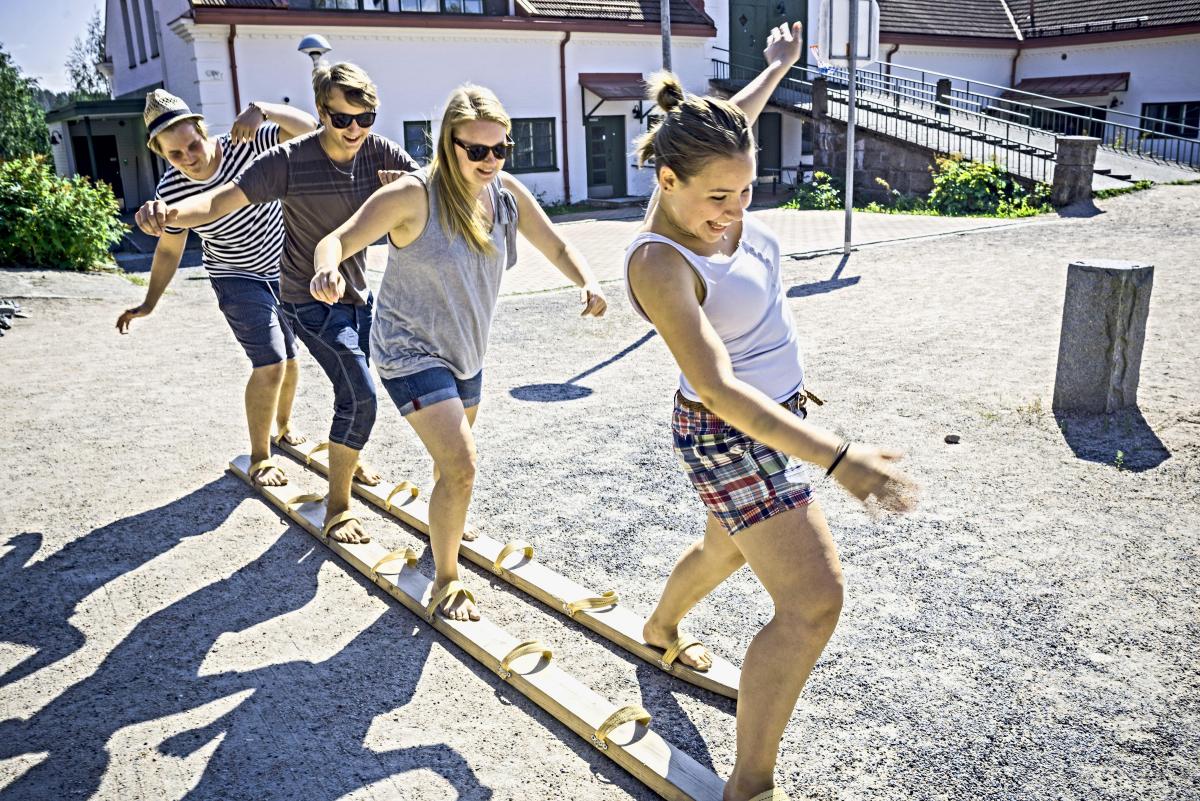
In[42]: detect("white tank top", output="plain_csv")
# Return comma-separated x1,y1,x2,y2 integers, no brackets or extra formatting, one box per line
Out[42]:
624,213,805,404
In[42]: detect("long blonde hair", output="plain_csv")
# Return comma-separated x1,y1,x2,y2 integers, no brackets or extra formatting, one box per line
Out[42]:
429,84,512,256
634,71,753,181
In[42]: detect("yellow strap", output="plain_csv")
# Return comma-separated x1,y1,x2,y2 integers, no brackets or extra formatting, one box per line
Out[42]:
591,705,651,751
425,580,476,622
271,423,292,445
660,635,703,672
284,492,326,510
322,511,361,540
747,789,790,801
805,389,825,406
563,589,618,618
496,639,552,679
385,480,420,509
370,547,419,576
492,540,534,574
248,459,276,477
305,441,330,465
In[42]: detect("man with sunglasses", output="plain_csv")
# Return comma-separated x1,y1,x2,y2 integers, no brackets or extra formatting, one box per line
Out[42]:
134,62,419,545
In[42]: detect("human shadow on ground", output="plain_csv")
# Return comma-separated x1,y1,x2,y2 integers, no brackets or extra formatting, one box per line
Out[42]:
510,330,658,403
787,254,860,299
0,476,242,689
634,661,734,776
1053,407,1171,472
0,519,492,800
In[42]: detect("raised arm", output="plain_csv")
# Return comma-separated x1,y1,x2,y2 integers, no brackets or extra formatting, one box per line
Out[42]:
310,176,426,303
730,21,804,127
133,182,252,236
627,242,916,511
502,174,606,317
231,102,318,144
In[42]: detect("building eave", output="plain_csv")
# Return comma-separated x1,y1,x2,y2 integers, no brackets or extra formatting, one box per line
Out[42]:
881,21,1200,50
190,6,715,37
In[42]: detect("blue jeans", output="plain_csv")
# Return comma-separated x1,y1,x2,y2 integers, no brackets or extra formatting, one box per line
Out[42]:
282,296,376,450
209,276,296,368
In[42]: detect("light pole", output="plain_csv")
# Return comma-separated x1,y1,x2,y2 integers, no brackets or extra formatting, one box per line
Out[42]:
297,34,332,68
661,0,672,70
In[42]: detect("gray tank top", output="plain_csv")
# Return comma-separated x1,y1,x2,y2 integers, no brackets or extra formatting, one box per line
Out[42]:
371,169,519,380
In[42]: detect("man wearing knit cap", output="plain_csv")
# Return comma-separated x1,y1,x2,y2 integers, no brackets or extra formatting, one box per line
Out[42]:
118,90,318,487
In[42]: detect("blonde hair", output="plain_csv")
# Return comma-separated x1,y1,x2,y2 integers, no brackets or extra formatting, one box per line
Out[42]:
148,118,210,158
312,62,379,111
634,71,754,181
428,84,512,256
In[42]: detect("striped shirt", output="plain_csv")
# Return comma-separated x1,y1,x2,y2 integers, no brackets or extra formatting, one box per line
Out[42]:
157,124,284,281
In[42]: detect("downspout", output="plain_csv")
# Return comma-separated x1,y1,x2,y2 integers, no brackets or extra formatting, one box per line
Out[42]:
884,43,899,78
227,24,242,112
559,31,572,203
1010,47,1021,87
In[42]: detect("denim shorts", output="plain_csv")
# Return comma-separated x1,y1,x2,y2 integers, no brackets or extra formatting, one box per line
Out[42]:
381,365,483,417
209,276,295,368
672,391,813,535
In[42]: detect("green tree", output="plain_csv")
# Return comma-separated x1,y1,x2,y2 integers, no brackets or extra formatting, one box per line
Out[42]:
66,9,110,99
0,44,51,160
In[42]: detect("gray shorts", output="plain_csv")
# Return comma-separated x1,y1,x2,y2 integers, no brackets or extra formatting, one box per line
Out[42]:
209,275,296,368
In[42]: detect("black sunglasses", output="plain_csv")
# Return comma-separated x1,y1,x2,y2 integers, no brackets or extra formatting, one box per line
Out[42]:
324,108,377,129
453,136,513,162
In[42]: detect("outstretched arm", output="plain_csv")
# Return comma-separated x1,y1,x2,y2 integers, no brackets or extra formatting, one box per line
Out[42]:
134,183,252,236
730,21,804,126
502,174,607,317
116,231,187,333
627,242,917,512
311,176,425,303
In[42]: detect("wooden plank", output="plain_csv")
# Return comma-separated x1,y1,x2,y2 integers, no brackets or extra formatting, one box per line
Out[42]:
230,455,725,801
274,438,740,699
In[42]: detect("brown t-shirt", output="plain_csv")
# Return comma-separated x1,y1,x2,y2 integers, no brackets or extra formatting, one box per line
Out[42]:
235,130,418,305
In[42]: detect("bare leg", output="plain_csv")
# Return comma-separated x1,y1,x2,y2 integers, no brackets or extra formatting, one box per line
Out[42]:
273,358,306,445
432,404,480,541
405,398,480,621
246,362,286,486
723,501,844,801
325,441,369,543
644,512,745,669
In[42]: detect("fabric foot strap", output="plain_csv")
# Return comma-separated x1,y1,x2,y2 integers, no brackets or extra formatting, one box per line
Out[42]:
322,511,361,541
747,788,791,801
272,423,293,445
284,492,326,511
425,580,475,622
370,547,419,577
496,639,553,680
659,636,704,672
492,540,535,574
249,459,280,479
563,590,619,618
305,441,330,465
385,481,420,509
590,705,652,752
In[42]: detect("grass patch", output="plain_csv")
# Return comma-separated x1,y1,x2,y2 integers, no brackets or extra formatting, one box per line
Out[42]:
1094,180,1154,199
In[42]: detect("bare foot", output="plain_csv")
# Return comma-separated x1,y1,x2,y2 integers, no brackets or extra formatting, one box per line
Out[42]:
325,516,370,544
462,524,479,543
435,580,481,622
276,426,307,446
251,464,288,487
354,461,382,486
643,620,712,671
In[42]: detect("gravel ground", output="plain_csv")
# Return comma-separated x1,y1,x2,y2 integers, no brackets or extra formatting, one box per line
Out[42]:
0,185,1197,801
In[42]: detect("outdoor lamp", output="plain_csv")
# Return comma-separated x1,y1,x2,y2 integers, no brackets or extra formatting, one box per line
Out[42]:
297,34,332,66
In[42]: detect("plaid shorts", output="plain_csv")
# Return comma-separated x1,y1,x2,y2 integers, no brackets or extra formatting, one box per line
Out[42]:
672,391,814,535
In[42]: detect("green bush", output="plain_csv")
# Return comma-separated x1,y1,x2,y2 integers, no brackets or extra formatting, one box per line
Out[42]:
927,154,1050,217
781,170,843,210
0,155,126,270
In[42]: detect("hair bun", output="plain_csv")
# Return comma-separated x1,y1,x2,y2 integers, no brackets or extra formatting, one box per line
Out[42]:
646,71,686,112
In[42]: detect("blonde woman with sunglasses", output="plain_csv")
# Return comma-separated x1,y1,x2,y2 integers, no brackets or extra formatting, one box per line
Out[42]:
313,84,607,622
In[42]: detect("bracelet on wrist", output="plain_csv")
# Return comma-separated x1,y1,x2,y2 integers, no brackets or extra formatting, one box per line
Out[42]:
826,441,851,478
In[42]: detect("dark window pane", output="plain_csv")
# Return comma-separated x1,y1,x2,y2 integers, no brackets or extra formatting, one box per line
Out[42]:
404,121,432,165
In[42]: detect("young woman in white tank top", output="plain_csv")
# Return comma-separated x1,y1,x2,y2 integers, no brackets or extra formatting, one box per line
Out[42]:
624,24,918,801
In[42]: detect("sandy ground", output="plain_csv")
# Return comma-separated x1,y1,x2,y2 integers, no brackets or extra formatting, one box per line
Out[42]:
0,186,1198,801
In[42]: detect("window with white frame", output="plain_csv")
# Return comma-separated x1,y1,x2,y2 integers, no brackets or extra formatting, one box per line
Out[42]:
399,0,483,12
1142,101,1200,139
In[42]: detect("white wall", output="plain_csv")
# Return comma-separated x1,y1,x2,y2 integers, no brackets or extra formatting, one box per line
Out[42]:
49,123,74,178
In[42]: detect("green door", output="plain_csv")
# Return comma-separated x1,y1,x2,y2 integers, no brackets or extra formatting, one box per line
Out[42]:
585,115,627,199
757,112,782,176
729,0,808,78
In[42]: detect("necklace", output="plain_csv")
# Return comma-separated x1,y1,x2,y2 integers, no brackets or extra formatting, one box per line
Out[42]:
321,136,358,180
